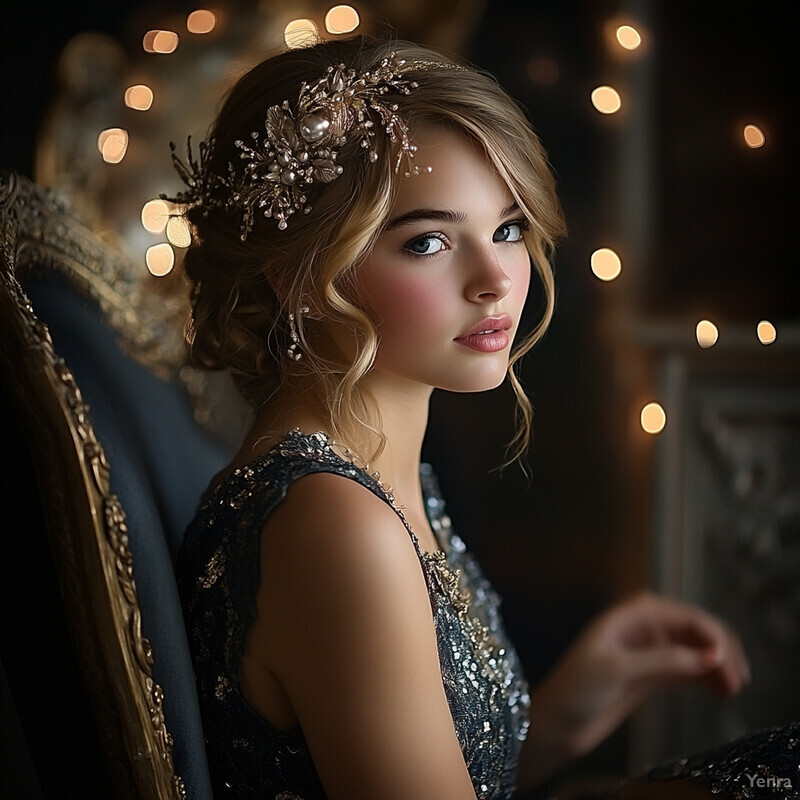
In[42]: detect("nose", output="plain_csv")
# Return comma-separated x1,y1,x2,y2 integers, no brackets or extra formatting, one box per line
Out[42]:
464,245,513,303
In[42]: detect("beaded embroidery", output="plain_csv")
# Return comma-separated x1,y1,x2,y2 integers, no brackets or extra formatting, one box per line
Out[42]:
636,720,800,799
177,429,529,799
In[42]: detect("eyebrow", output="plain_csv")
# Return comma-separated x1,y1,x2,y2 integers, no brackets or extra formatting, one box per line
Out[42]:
383,202,521,232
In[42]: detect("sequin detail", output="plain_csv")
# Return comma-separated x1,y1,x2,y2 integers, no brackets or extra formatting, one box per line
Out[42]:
177,430,529,799
634,720,800,799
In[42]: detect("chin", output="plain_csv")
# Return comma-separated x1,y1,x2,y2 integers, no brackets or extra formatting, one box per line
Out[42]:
438,367,510,394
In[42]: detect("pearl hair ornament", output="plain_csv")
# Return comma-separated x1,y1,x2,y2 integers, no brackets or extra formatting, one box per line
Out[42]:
163,53,453,238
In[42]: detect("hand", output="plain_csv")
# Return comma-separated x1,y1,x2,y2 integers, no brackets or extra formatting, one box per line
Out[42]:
525,591,750,771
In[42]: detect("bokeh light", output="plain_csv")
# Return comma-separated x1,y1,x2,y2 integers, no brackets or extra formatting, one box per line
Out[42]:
641,402,666,434
124,84,154,111
143,30,179,54
325,5,360,34
695,319,719,348
590,248,622,281
141,199,170,234
757,320,777,345
591,86,622,114
166,215,192,248
616,25,642,50
284,19,318,48
743,124,766,148
187,10,216,34
146,243,175,276
97,128,129,163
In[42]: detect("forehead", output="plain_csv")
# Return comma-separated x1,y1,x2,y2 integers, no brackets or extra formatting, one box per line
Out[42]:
388,129,515,216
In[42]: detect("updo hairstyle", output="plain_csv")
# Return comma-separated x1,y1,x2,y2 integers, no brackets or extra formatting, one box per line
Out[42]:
181,34,565,459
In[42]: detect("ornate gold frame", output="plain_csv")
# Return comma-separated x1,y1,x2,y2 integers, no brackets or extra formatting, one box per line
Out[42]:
0,170,185,799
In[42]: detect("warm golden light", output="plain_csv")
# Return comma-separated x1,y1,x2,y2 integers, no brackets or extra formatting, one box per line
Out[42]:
590,248,622,281
187,9,216,34
325,5,360,34
591,86,621,114
743,124,765,148
97,129,116,151
97,128,129,163
616,25,642,50
757,320,777,345
284,19,318,48
142,31,158,52
146,243,175,276
695,319,719,348
143,30,179,54
166,215,192,248
154,30,179,52
141,200,170,234
641,402,666,435
124,84,154,111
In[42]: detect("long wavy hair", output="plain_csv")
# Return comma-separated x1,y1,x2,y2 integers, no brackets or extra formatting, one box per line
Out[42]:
181,34,565,463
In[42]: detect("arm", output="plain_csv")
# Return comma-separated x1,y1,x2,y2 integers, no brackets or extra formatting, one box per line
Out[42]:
245,472,477,800
515,591,750,792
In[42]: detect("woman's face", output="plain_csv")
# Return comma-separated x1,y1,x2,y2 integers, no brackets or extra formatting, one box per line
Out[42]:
356,129,531,395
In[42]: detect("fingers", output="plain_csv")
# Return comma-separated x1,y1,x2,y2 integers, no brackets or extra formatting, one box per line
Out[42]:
665,603,751,696
606,592,751,697
622,642,721,689
698,634,751,697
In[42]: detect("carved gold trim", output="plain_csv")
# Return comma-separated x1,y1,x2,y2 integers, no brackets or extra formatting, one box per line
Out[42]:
1,170,185,799
5,169,249,450
4,170,188,377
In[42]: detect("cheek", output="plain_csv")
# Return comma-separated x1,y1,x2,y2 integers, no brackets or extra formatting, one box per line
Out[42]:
515,263,532,305
363,270,450,332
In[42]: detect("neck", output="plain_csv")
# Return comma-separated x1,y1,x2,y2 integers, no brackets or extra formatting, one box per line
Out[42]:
363,374,432,503
245,372,433,503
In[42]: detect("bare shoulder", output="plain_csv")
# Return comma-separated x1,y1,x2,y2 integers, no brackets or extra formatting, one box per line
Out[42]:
276,469,399,525
250,471,475,799
261,470,419,575
255,470,430,653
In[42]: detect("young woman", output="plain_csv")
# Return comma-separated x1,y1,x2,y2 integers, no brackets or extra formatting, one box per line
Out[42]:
174,35,755,800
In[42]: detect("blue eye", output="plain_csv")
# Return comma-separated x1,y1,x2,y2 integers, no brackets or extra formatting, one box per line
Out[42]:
494,220,528,243
404,234,447,256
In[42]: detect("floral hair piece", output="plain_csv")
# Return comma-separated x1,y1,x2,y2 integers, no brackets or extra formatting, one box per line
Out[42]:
164,53,435,238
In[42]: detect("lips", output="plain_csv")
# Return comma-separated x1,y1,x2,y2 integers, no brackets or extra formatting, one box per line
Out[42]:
455,314,513,339
454,314,513,353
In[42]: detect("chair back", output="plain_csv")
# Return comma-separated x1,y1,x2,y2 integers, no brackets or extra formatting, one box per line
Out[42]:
0,170,234,798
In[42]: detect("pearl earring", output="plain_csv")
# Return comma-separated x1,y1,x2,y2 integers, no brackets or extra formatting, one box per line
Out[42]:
287,305,310,361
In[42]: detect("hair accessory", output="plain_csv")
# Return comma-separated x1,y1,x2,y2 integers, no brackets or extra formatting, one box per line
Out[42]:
287,304,310,361
164,53,435,239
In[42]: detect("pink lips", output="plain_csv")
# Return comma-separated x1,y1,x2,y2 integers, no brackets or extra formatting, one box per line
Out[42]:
454,314,513,353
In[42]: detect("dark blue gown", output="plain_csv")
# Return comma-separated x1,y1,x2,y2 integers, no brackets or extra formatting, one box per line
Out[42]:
177,429,530,799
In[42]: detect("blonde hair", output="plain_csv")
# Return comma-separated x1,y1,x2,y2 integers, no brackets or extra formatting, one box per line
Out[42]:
182,35,565,462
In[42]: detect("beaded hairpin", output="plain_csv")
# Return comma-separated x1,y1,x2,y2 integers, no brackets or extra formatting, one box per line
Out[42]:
164,53,448,239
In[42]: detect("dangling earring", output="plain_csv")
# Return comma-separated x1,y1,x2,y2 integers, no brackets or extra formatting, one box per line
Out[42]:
287,305,310,361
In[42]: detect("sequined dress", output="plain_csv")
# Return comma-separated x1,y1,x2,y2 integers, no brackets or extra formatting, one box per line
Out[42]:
631,720,800,799
177,429,530,799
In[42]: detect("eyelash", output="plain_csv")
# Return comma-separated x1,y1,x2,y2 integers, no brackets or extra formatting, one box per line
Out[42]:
497,218,530,242
403,232,448,258
402,218,530,259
